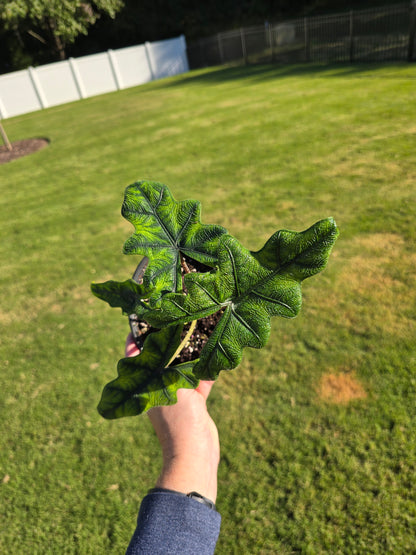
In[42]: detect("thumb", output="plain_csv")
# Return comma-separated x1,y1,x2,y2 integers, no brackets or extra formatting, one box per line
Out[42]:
196,380,215,401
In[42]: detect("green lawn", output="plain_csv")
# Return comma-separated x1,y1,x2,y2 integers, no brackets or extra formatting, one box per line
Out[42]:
1,62,415,554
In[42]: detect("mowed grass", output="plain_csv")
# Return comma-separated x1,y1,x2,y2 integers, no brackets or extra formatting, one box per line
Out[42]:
1,62,415,553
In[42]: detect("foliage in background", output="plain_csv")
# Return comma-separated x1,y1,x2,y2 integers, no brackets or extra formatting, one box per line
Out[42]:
0,63,415,553
0,0,123,64
0,0,407,71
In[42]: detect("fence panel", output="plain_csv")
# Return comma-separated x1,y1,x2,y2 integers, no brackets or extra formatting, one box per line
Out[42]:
112,44,152,88
272,20,309,63
186,37,221,69
0,35,188,120
245,26,270,64
306,13,351,62
146,36,189,80
187,2,413,69
74,52,118,98
353,6,410,61
35,60,81,107
411,12,416,60
219,30,245,63
0,70,42,119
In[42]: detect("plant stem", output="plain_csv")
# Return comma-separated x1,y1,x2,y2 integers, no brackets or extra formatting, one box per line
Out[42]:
167,320,197,367
180,252,191,292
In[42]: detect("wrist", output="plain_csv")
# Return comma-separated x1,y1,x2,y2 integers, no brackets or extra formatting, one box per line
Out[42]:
155,454,218,503
148,488,216,510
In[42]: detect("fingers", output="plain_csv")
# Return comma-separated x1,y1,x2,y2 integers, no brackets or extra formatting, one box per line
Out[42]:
124,333,216,401
125,332,141,357
196,380,215,400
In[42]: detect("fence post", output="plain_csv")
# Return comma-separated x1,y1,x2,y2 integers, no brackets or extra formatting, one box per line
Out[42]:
217,33,225,64
408,1,416,61
304,17,310,62
107,49,123,90
28,66,48,109
144,42,156,80
349,10,354,63
179,35,189,72
240,28,248,64
198,39,205,67
0,96,8,120
68,57,86,99
267,24,274,61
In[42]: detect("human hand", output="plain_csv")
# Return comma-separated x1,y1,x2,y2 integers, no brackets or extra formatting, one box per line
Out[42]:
125,334,220,503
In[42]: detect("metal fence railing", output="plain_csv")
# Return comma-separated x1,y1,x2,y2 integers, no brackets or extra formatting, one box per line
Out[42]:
187,2,416,69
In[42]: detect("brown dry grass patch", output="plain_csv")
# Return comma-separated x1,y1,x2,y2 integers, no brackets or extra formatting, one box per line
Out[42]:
320,232,415,338
318,372,367,404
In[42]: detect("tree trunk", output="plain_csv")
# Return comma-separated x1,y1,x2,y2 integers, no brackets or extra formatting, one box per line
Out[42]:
54,33,66,60
47,17,66,60
0,123,12,151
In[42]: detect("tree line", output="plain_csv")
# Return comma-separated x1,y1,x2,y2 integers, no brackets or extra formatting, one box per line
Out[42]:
0,0,406,74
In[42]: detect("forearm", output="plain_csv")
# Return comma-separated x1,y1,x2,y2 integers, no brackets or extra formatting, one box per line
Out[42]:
124,335,221,554
148,385,220,503
155,450,218,503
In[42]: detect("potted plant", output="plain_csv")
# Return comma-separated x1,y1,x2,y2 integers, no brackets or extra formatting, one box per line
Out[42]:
91,180,339,419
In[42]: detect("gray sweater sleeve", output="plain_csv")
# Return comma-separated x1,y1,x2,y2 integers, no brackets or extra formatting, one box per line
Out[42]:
126,490,221,555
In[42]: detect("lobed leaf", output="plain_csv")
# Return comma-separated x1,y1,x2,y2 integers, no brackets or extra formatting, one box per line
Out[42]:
91,180,339,417
251,216,339,279
121,180,227,298
90,278,154,316
141,218,339,379
97,325,199,419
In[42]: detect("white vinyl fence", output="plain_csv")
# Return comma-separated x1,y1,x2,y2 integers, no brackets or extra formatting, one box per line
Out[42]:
0,35,189,120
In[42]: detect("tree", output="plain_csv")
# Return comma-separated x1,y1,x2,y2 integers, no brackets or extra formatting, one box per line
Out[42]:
0,0,124,61
0,122,12,151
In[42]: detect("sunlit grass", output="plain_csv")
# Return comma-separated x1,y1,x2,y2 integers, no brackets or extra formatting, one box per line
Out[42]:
1,62,415,553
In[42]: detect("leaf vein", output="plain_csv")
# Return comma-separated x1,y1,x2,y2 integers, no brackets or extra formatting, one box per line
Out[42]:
175,368,198,387
252,291,296,315
224,242,240,297
169,299,192,316
193,281,221,306
175,203,197,244
218,341,233,363
162,385,174,402
231,308,261,342
141,184,176,248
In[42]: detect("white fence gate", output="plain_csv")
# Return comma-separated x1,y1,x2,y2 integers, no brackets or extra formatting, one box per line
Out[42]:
0,35,189,120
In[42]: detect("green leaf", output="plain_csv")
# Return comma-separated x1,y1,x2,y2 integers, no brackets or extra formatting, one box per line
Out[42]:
97,325,199,419
90,278,153,316
142,218,339,379
251,217,339,279
121,181,227,298
92,179,338,417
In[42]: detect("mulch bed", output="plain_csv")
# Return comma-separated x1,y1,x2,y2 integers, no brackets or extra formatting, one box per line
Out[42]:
0,138,49,165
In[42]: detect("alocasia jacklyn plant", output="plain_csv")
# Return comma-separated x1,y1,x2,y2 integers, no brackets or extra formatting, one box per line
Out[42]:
91,180,339,419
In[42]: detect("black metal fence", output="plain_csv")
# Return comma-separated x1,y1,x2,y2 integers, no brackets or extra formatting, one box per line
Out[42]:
187,2,416,69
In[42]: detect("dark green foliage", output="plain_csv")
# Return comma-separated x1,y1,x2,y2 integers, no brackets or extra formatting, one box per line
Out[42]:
91,278,154,315
2,0,404,71
92,181,338,416
97,325,198,419
121,181,227,299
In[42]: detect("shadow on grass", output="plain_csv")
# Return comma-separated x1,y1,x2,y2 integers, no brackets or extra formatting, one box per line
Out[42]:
166,61,415,88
